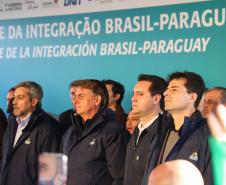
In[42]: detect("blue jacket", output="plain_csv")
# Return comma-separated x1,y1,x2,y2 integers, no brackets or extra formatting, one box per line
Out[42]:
61,108,129,185
142,111,213,185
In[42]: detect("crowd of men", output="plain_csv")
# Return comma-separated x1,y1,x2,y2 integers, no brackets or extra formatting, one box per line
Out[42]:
0,71,225,185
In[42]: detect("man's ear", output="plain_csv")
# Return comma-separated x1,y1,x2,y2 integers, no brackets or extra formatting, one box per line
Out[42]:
153,94,161,104
31,98,39,107
189,93,198,104
113,93,121,101
95,95,102,106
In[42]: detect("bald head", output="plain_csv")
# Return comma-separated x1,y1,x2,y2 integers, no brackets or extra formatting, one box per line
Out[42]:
148,160,204,185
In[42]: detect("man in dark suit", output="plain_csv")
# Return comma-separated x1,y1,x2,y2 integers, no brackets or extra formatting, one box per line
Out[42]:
0,81,60,185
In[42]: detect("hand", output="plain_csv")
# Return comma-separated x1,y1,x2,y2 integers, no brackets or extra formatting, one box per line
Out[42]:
207,104,226,142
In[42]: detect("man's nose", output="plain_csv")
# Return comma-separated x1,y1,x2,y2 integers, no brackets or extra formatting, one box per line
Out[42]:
13,98,17,104
163,89,169,97
131,94,136,102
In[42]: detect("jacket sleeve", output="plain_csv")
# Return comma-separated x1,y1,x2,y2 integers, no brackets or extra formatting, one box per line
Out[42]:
202,127,214,185
202,149,214,185
0,109,7,159
104,127,128,185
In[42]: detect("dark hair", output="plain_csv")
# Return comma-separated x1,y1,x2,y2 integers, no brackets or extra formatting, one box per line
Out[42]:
102,79,125,105
207,87,226,104
7,87,15,114
167,71,205,108
138,74,167,110
8,87,15,93
15,81,43,108
70,79,109,108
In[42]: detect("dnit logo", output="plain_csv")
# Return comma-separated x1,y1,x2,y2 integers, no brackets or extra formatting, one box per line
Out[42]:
64,0,81,6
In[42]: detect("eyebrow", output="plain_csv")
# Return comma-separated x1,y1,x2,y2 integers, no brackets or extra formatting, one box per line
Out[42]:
205,98,219,101
15,94,25,97
133,90,144,93
76,92,86,96
169,85,178,88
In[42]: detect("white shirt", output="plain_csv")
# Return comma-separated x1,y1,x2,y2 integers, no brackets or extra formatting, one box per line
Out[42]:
136,115,159,144
13,115,31,147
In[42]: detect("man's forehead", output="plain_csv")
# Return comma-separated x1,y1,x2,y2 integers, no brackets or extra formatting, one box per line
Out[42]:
70,86,77,92
75,86,92,94
168,78,186,87
134,81,151,90
15,87,29,95
7,91,15,97
205,90,222,99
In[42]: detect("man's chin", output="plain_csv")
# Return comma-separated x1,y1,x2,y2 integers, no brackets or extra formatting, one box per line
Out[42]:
13,112,19,117
75,110,81,115
131,111,141,117
164,105,171,111
202,112,209,118
131,110,138,114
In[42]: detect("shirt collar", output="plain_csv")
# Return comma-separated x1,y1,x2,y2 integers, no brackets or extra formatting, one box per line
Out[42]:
138,115,159,132
177,110,202,137
16,115,31,129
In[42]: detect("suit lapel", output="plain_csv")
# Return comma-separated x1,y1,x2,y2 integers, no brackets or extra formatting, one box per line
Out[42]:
11,130,30,152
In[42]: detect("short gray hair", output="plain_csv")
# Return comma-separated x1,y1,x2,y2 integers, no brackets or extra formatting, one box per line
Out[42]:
15,81,43,108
